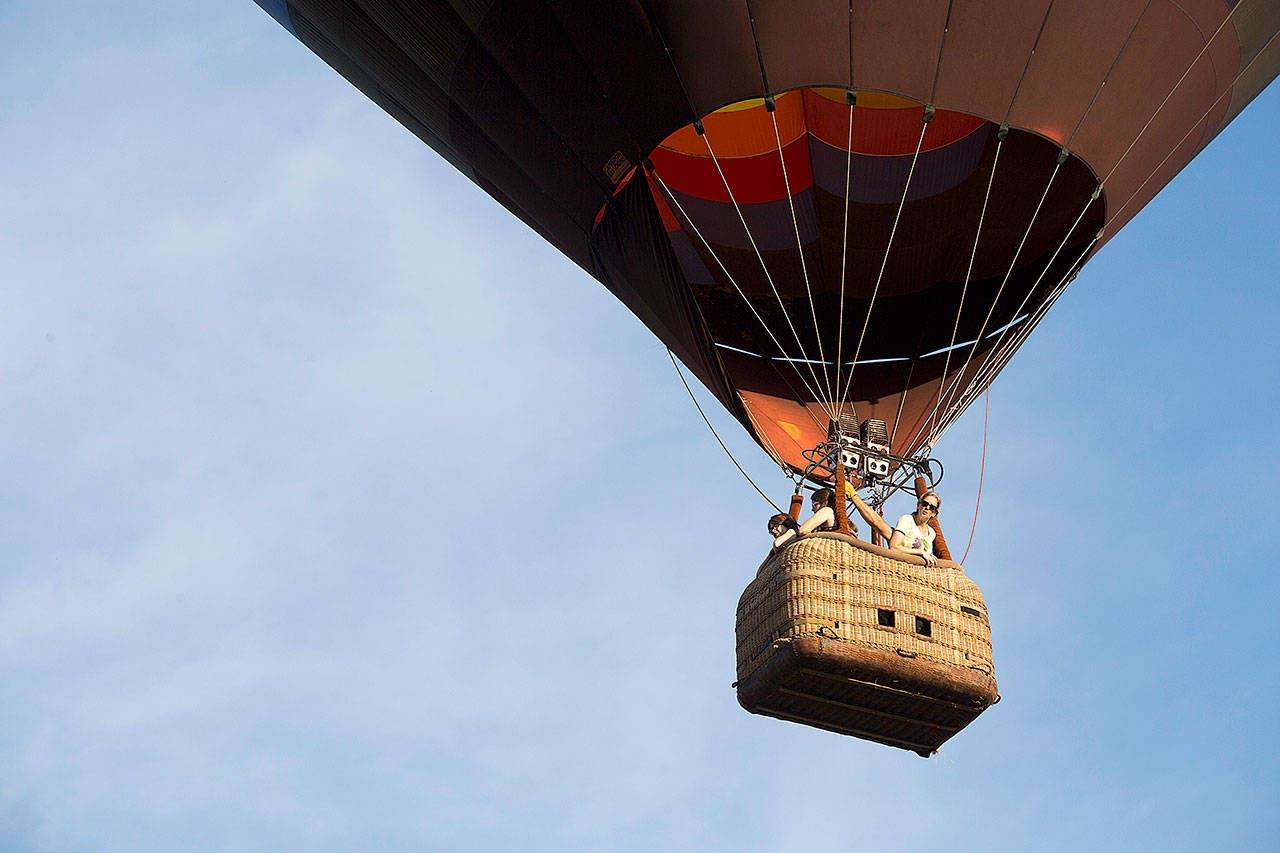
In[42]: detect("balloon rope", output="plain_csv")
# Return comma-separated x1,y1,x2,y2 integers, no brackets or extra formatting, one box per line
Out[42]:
929,157,1064,426
1100,0,1251,187
910,0,1126,452
1063,0,1154,147
915,134,1005,446
923,1,1155,442
838,120,930,409
740,394,805,483
764,357,829,434
934,180,1096,434
770,105,834,404
928,0,956,105
1106,23,1280,229
929,2,1269,446
1001,0,1057,126
649,171,833,412
668,348,784,513
930,234,1097,444
697,131,836,419
959,389,989,565
640,0,833,422
833,98,855,419
886,351,919,449
941,228,1097,437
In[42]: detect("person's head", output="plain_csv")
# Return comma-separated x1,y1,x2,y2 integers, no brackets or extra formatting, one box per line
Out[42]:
916,491,941,521
767,513,794,537
812,488,834,512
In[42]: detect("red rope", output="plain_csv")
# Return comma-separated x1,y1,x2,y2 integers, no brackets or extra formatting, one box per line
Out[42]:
960,390,989,565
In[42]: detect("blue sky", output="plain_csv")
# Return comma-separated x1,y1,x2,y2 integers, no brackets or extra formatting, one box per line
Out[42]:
2,3,1278,851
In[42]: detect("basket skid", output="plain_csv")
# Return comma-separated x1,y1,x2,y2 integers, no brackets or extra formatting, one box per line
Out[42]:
737,636,997,755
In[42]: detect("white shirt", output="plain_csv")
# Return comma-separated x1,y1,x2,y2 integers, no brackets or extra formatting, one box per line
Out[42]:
893,513,936,554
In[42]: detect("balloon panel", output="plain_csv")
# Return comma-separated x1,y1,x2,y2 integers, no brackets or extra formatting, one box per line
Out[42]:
638,89,1101,466
257,0,1280,474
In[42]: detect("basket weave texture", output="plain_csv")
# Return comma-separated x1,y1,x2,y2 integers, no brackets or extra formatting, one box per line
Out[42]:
735,533,998,752
737,533,995,682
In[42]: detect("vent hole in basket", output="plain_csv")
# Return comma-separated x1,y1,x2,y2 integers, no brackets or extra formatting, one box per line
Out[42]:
960,605,982,618
915,616,932,637
877,609,895,628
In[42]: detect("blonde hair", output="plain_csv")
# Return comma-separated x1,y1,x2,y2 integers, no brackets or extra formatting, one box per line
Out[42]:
920,491,942,509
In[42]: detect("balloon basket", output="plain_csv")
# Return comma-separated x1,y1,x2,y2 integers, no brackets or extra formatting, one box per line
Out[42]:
735,534,999,756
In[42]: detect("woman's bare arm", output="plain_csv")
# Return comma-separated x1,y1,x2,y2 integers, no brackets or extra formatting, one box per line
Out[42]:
797,506,834,535
847,491,893,541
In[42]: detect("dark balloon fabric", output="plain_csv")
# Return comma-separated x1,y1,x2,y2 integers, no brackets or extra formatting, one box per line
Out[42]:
255,0,1280,473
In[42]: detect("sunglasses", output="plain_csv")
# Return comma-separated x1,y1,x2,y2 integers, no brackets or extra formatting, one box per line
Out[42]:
919,501,940,513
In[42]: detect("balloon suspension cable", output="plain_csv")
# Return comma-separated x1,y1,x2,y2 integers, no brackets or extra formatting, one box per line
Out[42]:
960,390,989,565
923,0,1262,446
660,0,1264,502
935,17,1280,445
909,0,1153,452
1063,0,1154,149
886,349,920,450
739,391,804,479
649,169,833,415
932,220,1098,443
1106,21,1280,227
932,186,1094,437
696,129,835,419
929,153,1065,427
833,89,857,420
1100,0,1251,189
770,104,834,404
839,115,930,413
921,129,1006,442
667,349,785,513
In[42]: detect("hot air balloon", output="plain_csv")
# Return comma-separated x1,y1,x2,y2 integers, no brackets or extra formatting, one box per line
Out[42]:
252,0,1280,754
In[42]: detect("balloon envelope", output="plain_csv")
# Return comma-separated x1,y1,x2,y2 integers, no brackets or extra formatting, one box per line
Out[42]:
254,0,1280,473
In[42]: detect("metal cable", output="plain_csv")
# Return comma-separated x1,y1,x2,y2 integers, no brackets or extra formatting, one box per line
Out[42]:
668,348,784,512
925,1,1252,444
1100,0,1249,187
928,5,1261,441
932,187,1100,442
886,351,919,449
930,156,1065,425
770,106,834,403
1063,0,1154,148
838,120,931,409
920,134,1006,443
1001,0,1058,126
649,170,833,410
930,234,1097,443
1106,24,1280,231
961,14,1280,417
834,97,856,419
698,131,836,418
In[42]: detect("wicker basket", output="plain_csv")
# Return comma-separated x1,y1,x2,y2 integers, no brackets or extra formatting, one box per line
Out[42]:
735,532,999,756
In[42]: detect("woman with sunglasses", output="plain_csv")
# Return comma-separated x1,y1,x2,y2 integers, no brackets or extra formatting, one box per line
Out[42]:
889,493,942,566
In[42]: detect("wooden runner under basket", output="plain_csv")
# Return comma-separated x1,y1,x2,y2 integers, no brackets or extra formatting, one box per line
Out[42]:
735,532,999,756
